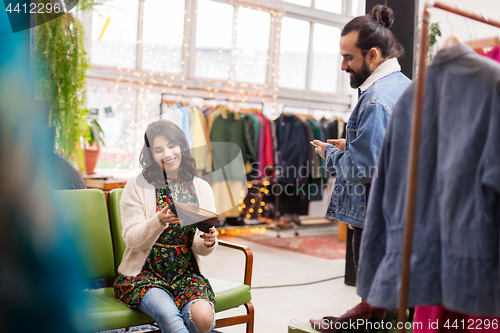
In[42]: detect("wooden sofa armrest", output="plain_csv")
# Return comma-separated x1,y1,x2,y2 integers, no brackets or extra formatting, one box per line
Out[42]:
217,240,253,288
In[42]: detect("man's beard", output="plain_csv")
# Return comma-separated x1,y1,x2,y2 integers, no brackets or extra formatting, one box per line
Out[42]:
348,59,372,89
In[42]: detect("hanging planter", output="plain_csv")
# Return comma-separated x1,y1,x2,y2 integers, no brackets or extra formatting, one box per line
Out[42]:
36,12,89,169
35,1,104,171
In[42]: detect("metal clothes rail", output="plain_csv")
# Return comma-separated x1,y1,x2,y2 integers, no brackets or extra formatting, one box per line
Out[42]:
398,2,500,332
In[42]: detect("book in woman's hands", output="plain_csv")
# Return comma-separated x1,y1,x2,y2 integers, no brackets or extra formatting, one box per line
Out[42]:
167,201,218,233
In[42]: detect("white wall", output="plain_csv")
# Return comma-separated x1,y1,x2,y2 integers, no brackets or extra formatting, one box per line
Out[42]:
418,0,500,48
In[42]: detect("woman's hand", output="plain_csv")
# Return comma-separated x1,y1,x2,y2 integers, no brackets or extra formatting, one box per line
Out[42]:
158,206,180,226
200,228,217,248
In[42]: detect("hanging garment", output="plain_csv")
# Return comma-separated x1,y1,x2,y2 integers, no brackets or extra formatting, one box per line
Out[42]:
160,103,184,129
413,306,500,333
270,114,279,176
357,43,500,316
192,106,212,173
307,118,327,201
481,45,500,63
306,118,323,180
210,109,255,218
278,188,309,216
326,119,339,139
299,118,311,180
254,113,274,177
253,114,265,177
210,109,255,167
242,113,260,179
274,114,307,184
176,103,192,148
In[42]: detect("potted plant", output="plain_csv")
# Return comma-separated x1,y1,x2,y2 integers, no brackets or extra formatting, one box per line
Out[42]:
84,119,105,175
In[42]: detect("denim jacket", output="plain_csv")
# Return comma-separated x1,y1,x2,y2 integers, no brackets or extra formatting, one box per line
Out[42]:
357,43,500,316
325,60,410,228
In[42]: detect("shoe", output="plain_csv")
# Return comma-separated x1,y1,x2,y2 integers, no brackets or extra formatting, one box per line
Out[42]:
308,317,338,333
332,302,372,324
370,306,387,319
332,302,387,324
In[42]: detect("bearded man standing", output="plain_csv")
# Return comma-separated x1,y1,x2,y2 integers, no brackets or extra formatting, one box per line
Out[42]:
311,4,411,329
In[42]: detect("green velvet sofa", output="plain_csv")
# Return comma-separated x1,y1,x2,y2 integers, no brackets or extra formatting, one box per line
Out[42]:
56,189,254,333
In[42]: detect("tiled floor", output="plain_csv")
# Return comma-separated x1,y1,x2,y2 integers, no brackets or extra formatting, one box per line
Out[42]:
199,224,360,333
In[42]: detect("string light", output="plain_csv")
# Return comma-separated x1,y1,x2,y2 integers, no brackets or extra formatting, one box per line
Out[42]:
100,2,283,178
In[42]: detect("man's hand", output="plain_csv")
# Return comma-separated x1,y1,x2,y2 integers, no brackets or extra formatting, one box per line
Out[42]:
327,139,346,151
312,139,331,159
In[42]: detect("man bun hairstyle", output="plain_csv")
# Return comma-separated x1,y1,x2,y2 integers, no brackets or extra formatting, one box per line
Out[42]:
341,4,404,59
371,4,394,28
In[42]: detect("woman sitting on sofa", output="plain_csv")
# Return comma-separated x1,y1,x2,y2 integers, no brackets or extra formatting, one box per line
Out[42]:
114,119,217,333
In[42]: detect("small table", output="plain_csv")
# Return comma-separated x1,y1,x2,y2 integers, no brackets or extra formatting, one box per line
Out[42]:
83,176,128,191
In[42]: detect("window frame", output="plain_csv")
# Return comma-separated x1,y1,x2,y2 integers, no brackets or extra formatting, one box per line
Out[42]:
83,0,363,116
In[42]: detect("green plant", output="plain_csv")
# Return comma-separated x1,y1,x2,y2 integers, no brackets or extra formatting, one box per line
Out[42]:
85,119,105,149
36,12,89,165
416,21,442,76
35,1,104,170
78,0,105,11
428,22,442,62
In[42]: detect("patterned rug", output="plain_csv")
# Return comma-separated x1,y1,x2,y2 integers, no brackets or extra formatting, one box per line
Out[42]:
245,235,346,260
101,326,222,333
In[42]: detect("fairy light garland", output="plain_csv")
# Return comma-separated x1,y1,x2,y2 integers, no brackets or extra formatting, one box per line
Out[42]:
104,1,281,185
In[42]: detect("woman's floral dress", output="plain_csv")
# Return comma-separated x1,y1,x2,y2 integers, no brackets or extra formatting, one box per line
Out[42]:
114,178,215,310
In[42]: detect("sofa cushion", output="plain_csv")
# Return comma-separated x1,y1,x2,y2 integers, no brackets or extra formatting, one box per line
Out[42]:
83,288,154,331
209,278,252,312
84,277,252,331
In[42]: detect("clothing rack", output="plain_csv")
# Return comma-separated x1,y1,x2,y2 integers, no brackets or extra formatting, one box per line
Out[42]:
282,104,351,113
160,93,232,117
398,2,500,331
160,93,264,117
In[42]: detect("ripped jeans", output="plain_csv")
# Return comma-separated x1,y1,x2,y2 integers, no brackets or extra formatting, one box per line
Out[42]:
137,288,216,333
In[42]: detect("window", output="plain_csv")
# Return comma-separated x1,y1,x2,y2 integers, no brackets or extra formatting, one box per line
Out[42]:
235,8,271,84
315,0,342,14
85,0,360,175
278,17,310,90
310,24,341,93
91,0,139,69
352,0,360,16
285,0,311,6
142,0,185,73
86,86,138,172
195,0,234,80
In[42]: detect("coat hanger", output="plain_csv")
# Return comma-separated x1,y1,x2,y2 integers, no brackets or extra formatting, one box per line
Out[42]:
466,36,500,52
441,35,462,49
440,11,462,50
163,100,176,107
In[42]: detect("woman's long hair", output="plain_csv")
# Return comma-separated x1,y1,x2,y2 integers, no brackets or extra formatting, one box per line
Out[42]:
139,120,196,186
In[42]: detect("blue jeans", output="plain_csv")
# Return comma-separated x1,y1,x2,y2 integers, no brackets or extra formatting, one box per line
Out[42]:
137,288,215,333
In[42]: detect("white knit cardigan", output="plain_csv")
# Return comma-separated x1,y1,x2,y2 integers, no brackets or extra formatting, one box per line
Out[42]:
117,173,217,277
